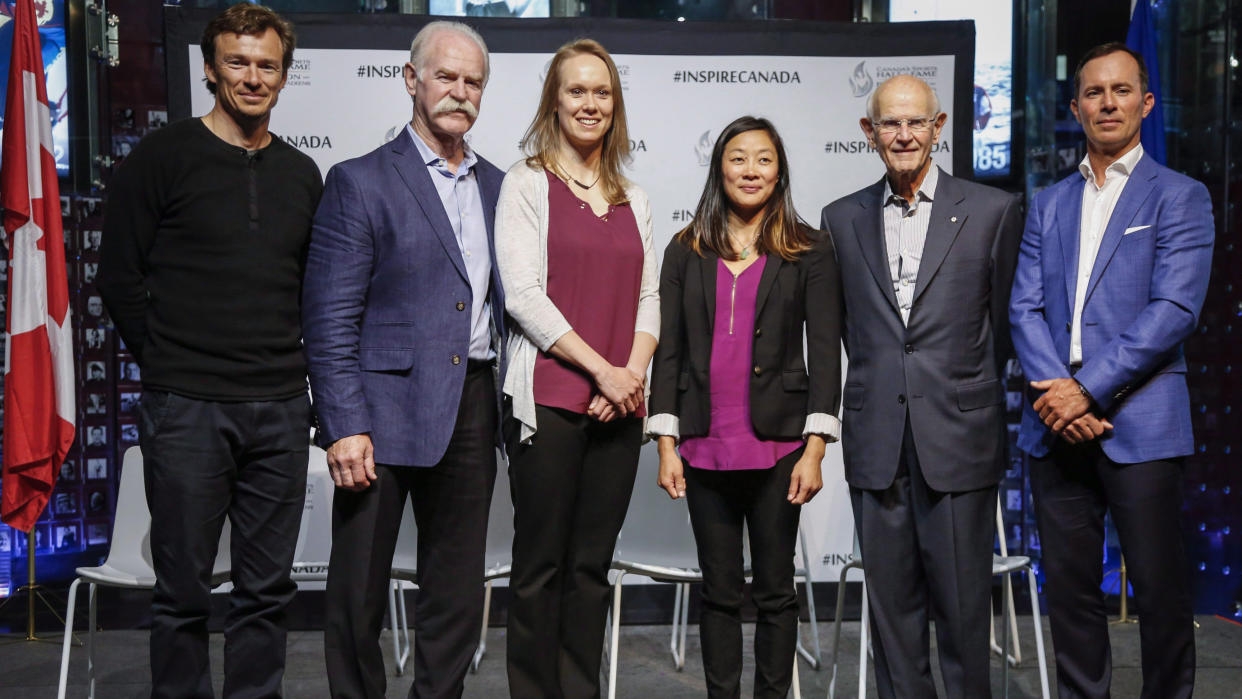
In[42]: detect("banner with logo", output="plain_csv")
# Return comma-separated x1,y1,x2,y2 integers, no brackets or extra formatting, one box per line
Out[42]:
165,12,974,583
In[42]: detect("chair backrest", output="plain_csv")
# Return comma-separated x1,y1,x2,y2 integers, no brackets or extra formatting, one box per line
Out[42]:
484,455,514,575
291,446,333,580
107,446,232,582
612,444,702,570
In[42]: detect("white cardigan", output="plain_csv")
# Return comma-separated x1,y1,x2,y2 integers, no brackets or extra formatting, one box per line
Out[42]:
495,161,660,443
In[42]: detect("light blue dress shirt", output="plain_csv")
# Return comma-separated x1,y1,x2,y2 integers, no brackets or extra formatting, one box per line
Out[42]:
407,125,494,360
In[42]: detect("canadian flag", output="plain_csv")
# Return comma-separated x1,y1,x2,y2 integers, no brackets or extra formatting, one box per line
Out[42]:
1,0,75,532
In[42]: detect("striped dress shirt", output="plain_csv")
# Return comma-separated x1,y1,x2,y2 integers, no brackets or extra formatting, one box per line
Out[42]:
881,163,939,325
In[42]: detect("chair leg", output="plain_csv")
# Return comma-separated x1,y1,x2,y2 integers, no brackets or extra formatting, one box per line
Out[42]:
88,583,98,699
858,578,869,699
828,564,850,699
1026,568,1051,699
1001,578,1011,699
791,650,801,699
678,583,689,671
472,580,493,673
607,573,625,699
1004,573,1021,665
669,582,683,668
56,578,82,699
797,528,822,669
389,581,411,676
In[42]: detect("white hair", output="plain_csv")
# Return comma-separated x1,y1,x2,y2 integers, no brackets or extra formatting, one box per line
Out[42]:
409,21,490,85
867,75,941,121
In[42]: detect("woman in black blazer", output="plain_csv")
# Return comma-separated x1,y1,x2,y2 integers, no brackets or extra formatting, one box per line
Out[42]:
648,116,842,698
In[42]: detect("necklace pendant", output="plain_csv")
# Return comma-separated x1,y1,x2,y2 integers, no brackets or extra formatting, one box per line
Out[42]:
740,248,750,260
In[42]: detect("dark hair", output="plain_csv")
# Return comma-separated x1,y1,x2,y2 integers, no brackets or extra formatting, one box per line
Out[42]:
522,38,631,205
1073,42,1149,96
200,3,296,95
676,116,812,262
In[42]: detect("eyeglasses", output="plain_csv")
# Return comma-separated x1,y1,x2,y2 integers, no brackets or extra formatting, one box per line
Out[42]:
873,117,935,134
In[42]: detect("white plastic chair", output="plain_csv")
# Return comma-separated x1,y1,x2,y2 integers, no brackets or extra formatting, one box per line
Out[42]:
471,458,514,673
56,446,232,699
828,499,1050,699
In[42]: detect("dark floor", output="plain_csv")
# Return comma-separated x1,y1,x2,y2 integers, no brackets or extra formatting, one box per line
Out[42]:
3,614,1242,697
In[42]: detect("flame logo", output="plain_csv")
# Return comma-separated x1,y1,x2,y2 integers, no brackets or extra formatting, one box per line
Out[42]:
694,130,713,167
849,61,873,98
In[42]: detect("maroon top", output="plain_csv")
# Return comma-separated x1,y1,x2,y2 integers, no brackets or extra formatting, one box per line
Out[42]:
680,257,801,470
533,170,646,415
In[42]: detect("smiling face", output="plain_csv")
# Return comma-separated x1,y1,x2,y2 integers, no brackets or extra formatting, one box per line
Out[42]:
203,28,287,126
1071,50,1153,157
860,76,946,182
407,30,486,146
721,129,779,218
555,53,614,154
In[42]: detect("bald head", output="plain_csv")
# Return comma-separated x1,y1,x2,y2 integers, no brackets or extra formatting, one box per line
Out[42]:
867,75,941,122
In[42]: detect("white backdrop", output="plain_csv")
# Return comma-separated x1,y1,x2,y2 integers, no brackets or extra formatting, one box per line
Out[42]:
188,46,958,584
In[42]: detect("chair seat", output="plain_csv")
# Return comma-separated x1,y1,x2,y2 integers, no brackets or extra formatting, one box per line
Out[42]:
484,563,511,581
75,565,156,589
391,566,417,582
612,559,702,582
992,554,1031,575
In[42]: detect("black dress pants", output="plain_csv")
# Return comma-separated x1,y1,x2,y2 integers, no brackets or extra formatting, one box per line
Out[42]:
324,368,498,699
1030,441,1194,699
139,391,311,699
683,448,804,699
505,405,642,699
849,423,996,699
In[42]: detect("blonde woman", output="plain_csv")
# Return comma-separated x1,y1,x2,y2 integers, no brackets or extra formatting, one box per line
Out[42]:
495,38,658,698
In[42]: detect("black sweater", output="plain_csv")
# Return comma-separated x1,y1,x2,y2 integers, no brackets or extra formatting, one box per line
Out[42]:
97,118,323,401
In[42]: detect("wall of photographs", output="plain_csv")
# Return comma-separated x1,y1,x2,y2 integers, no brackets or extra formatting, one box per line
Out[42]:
0,193,142,594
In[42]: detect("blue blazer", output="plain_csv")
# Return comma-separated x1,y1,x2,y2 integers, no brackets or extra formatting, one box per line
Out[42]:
302,129,506,467
1009,155,1214,463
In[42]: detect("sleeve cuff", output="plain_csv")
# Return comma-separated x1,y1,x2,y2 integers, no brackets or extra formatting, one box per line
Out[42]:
802,413,841,442
646,413,679,439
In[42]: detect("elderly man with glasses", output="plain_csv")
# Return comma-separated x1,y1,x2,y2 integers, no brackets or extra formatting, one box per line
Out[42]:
820,74,1023,698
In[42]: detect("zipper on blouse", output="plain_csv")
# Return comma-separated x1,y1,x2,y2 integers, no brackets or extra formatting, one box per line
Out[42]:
729,273,738,335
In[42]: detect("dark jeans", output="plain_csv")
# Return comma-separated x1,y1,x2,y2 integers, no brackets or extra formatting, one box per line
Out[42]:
505,405,642,699
1031,442,1194,699
324,367,497,699
138,390,310,699
683,448,804,699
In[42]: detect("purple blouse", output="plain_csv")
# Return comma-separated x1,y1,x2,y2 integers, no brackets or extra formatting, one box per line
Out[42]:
680,257,802,471
532,170,645,415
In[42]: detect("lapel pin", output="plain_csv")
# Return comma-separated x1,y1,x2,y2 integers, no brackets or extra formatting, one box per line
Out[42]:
950,216,958,223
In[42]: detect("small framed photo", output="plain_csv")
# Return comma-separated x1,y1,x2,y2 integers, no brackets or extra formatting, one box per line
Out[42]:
85,393,107,415
58,459,78,484
85,486,110,515
86,457,109,480
85,424,108,448
86,522,109,547
120,360,141,383
84,327,106,350
119,422,139,445
120,392,141,414
54,490,80,517
56,523,81,551
86,361,107,382
81,262,98,285
82,229,102,252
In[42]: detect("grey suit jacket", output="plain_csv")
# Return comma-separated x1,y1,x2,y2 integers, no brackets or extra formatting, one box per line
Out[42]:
820,168,1022,492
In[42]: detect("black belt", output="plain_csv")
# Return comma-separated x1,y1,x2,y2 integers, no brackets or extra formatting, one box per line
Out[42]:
467,358,495,373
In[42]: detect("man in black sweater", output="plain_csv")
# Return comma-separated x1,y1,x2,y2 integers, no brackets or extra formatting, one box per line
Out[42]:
96,5,322,697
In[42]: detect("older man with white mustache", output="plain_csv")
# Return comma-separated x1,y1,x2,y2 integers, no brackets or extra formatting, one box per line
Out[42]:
303,20,508,699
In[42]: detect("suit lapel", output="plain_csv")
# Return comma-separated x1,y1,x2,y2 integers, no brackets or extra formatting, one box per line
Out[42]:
476,161,505,330
1083,157,1157,305
911,169,966,305
851,180,902,317
389,131,469,283
753,253,784,318
1058,177,1086,307
699,251,718,333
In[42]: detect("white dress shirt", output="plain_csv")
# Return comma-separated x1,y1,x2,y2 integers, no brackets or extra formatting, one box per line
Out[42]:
882,163,939,325
1071,143,1144,365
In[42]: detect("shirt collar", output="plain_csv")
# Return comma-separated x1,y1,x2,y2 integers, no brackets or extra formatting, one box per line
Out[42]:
406,123,477,173
883,161,939,208
1078,142,1144,183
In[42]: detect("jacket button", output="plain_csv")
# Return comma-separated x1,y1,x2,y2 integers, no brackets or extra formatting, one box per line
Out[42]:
897,394,906,404
451,354,461,365
753,366,762,376
1065,322,1071,332
456,301,466,311
754,328,762,337
904,343,914,354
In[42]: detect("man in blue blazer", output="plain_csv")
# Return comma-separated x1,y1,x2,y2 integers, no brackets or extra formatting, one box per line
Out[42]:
302,21,506,699
1010,43,1213,699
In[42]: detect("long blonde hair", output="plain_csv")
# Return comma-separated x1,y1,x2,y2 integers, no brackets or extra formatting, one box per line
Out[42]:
521,38,632,205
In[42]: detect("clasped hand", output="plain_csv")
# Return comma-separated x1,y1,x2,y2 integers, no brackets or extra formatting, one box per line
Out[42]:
586,365,645,422
327,433,377,491
1030,378,1113,444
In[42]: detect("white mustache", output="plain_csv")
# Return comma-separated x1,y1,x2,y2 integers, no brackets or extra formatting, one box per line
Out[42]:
432,97,478,119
